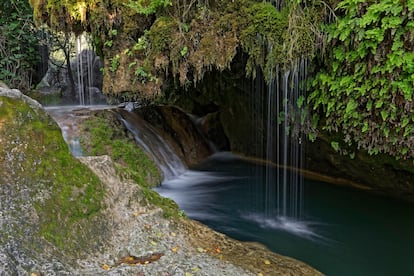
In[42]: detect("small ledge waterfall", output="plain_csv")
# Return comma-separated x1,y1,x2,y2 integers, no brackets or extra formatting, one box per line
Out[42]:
75,34,105,105
116,109,187,180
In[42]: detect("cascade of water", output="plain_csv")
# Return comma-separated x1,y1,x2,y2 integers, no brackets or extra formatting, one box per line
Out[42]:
259,57,307,219
117,109,187,180
75,33,97,105
87,39,94,105
76,36,85,105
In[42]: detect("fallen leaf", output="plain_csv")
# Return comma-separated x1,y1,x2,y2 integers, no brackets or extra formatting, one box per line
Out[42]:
258,273,264,276
102,264,111,270
117,253,164,266
151,241,157,246
197,247,205,253
264,260,271,265
192,267,200,272
171,232,177,237
171,246,179,253
185,273,193,276
133,211,145,217
145,224,151,230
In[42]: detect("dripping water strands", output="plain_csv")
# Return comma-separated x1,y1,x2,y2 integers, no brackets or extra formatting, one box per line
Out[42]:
253,56,308,234
75,33,97,105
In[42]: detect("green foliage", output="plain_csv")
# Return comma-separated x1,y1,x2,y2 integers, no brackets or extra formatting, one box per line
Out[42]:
126,0,172,16
0,0,40,90
180,46,188,57
310,0,414,159
331,141,340,152
103,29,117,48
133,36,149,51
110,54,120,72
104,40,113,47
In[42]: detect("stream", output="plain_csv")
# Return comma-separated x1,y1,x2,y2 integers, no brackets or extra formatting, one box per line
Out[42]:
155,152,414,276
46,106,414,275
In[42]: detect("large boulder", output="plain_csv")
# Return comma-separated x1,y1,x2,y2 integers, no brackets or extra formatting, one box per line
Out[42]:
0,87,106,274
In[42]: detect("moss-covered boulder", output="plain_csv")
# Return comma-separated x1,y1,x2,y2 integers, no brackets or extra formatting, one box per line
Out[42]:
0,87,106,273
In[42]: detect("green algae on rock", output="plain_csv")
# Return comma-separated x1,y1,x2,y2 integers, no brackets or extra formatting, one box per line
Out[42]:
0,88,105,255
78,109,186,218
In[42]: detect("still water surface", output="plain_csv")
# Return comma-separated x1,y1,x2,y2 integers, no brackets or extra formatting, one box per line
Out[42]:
155,153,414,276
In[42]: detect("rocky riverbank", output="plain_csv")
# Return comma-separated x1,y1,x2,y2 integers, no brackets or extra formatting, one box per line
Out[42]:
77,155,321,275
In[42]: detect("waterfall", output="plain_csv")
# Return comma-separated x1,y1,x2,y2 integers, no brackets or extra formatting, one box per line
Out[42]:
255,58,307,219
75,33,99,105
76,36,85,105
116,109,187,180
249,0,308,219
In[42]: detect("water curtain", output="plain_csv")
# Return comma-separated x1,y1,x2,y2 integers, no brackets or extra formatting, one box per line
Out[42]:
76,34,95,105
250,29,307,219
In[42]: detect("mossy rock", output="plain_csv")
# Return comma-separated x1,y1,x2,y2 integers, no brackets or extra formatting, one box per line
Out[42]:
79,108,185,218
0,92,105,258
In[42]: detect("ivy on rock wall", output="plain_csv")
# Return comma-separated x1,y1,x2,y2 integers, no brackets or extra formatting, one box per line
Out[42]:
310,0,414,159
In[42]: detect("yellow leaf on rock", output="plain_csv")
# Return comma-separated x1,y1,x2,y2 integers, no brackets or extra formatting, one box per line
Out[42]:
102,264,111,270
171,246,179,253
133,211,145,217
258,273,264,276
185,273,194,276
197,247,205,253
264,259,271,265
192,267,200,272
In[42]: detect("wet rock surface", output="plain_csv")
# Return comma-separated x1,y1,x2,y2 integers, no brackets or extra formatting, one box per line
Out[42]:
134,105,214,167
